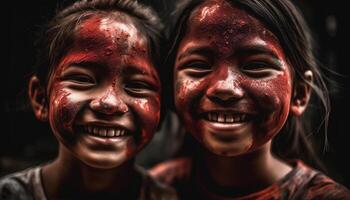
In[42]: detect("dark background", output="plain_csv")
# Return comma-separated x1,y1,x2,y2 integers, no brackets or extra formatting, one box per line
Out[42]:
3,0,350,188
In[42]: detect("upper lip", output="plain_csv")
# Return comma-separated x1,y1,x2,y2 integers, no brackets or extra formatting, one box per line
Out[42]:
197,108,257,116
198,101,257,115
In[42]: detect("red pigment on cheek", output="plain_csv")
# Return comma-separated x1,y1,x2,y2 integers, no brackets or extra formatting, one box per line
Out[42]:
126,138,134,159
175,74,198,99
247,73,292,132
135,97,161,128
49,84,72,131
127,96,160,157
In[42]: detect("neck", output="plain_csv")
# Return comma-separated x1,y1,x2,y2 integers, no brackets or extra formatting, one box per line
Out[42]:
42,145,139,199
197,141,292,196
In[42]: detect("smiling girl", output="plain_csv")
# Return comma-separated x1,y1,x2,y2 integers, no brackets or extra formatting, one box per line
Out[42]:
150,0,350,199
0,0,177,199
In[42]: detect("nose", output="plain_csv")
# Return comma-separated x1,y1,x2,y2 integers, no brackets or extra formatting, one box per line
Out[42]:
90,87,128,115
206,69,244,104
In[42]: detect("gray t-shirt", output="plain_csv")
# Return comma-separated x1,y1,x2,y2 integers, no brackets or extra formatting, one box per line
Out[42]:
0,165,178,200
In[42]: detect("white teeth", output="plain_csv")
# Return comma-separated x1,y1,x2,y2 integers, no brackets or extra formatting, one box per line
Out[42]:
206,112,249,123
83,126,128,138
93,127,99,135
107,129,115,137
218,114,225,122
99,129,107,136
116,130,121,136
212,113,218,121
226,115,234,123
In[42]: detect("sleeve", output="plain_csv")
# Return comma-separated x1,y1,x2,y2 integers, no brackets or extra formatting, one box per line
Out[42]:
304,173,350,200
0,176,33,200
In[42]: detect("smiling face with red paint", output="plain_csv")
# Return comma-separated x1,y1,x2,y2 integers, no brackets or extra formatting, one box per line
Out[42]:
174,0,295,156
45,13,161,169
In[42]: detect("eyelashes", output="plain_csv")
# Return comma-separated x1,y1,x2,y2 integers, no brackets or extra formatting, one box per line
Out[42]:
124,81,158,95
61,73,157,96
179,61,213,77
178,59,281,78
241,60,281,70
62,74,96,84
60,74,96,89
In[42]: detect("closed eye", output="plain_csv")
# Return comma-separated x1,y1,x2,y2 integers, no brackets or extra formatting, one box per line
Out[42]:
124,81,157,95
242,61,273,70
241,61,281,77
62,74,95,83
60,74,96,89
181,61,212,77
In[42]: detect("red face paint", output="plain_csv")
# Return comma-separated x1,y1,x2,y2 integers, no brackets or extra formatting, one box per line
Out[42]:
48,14,161,169
174,0,293,156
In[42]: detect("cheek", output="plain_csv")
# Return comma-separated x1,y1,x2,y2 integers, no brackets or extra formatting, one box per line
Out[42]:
49,83,86,137
246,73,292,134
174,74,203,110
132,96,161,138
248,73,291,111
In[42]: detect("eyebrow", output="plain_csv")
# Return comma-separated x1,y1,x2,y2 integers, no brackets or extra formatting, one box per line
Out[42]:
66,59,155,75
236,45,283,67
123,65,147,75
236,45,280,60
66,60,105,70
177,44,281,60
177,46,214,61
122,64,159,81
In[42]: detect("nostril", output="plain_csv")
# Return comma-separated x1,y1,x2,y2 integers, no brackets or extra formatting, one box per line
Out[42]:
100,101,116,113
206,86,244,103
208,95,238,106
206,74,244,101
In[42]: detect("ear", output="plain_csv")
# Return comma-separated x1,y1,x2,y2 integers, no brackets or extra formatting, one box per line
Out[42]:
28,76,49,122
290,70,313,116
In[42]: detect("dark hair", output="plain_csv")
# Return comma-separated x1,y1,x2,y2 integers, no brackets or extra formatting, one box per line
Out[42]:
34,0,163,88
165,0,330,170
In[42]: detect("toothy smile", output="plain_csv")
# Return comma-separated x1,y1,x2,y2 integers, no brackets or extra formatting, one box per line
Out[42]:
81,126,129,138
204,112,249,123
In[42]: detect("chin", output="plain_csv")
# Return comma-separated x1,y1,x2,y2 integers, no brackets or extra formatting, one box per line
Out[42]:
203,138,253,157
78,151,130,169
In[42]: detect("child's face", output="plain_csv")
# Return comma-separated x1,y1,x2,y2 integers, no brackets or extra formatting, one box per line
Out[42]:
47,15,161,168
174,0,293,156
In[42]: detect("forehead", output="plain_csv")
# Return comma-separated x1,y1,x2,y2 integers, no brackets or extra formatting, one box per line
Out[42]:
186,0,279,47
54,13,158,77
73,13,148,52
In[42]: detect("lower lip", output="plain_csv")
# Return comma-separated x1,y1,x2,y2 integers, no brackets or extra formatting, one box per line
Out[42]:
201,119,250,138
84,134,131,144
203,119,247,130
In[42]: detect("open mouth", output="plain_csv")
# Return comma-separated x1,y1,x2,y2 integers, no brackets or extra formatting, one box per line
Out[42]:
203,112,250,123
78,125,130,138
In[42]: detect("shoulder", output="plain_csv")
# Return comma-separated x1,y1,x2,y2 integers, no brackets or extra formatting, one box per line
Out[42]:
0,166,42,200
285,160,350,200
136,166,178,200
304,170,350,200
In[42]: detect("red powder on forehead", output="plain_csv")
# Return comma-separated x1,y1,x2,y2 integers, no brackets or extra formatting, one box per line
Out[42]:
187,0,280,55
51,14,154,82
74,15,148,58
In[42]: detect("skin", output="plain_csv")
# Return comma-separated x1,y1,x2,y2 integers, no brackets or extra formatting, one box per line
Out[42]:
29,13,160,198
173,0,311,197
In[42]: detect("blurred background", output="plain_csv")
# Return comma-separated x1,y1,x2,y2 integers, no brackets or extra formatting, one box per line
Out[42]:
3,0,350,188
